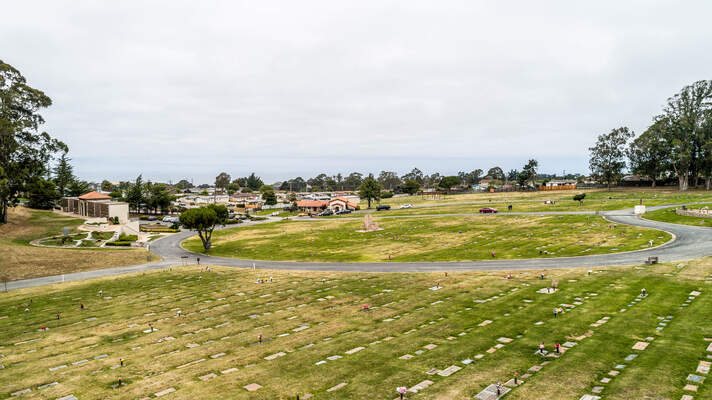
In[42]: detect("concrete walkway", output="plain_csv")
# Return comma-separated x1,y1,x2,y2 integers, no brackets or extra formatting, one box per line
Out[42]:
6,203,711,291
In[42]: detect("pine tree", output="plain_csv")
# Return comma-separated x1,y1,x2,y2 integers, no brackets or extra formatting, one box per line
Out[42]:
53,152,74,197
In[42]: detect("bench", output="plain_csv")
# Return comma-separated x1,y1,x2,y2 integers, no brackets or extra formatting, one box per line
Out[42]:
645,256,658,265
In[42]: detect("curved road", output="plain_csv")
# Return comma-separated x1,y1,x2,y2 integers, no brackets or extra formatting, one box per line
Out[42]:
7,203,711,290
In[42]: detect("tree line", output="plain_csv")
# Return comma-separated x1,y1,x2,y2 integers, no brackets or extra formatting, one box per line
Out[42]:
274,160,542,194
590,80,712,191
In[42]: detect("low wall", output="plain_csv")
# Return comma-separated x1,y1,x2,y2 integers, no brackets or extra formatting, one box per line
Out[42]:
676,209,712,218
539,185,577,191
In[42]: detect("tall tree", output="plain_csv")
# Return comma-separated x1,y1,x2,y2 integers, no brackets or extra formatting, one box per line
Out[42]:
53,152,73,197
701,112,712,189
343,172,363,190
627,121,670,187
126,175,144,213
521,159,539,186
662,80,712,190
27,178,60,210
486,167,505,181
402,180,421,195
262,188,277,205
100,180,114,192
401,168,424,185
438,176,462,193
0,60,67,223
458,169,483,185
358,174,382,208
214,172,231,196
179,204,228,252
589,127,634,190
377,171,401,191
423,173,441,188
175,179,192,190
245,173,263,191
145,183,173,214
67,180,91,197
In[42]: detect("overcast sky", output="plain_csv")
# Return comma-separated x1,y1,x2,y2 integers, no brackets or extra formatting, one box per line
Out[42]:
3,1,712,184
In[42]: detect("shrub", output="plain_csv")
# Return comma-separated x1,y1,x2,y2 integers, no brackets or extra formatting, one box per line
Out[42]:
381,191,394,199
113,216,119,224
105,241,131,246
118,234,138,242
573,193,586,201
139,227,180,233
139,216,149,220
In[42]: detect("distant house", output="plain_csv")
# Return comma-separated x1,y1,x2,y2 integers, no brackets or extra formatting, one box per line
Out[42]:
545,179,578,187
296,200,329,214
61,191,129,223
328,197,359,212
540,179,577,191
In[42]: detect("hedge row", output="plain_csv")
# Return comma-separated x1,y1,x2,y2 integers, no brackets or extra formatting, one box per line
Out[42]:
140,228,180,233
105,241,132,247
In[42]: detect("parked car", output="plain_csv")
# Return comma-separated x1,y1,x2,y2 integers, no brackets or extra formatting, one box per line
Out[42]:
297,213,308,217
163,216,180,223
376,205,391,211
479,207,498,214
318,210,334,217
335,209,352,215
400,204,413,209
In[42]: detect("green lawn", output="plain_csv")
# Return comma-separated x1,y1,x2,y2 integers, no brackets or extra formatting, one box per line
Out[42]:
372,188,712,209
337,190,712,218
184,215,670,262
644,207,712,228
1,260,710,399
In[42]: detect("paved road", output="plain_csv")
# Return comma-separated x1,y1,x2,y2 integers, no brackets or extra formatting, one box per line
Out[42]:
6,203,711,290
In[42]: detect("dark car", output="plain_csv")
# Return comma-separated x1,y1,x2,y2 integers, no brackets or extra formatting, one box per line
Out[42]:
376,205,391,211
318,210,334,217
479,207,498,214
335,209,352,215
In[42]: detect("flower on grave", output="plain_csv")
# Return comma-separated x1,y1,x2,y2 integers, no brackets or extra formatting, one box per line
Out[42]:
397,386,407,394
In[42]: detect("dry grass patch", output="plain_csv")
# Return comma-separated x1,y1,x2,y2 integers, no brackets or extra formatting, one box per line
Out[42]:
0,207,155,281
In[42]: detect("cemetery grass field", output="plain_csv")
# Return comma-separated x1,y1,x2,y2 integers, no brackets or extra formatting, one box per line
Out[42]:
331,190,712,218
183,215,671,262
644,207,712,228
0,207,155,281
372,188,712,209
2,261,712,399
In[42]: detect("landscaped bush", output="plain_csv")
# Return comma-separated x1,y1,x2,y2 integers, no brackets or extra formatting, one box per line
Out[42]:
79,240,98,247
105,241,131,246
139,216,149,220
381,191,394,198
573,193,586,202
92,231,114,240
118,234,138,242
139,227,180,233
248,216,268,221
225,219,243,225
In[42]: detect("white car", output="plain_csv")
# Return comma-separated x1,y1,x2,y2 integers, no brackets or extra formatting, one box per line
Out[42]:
400,204,413,209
